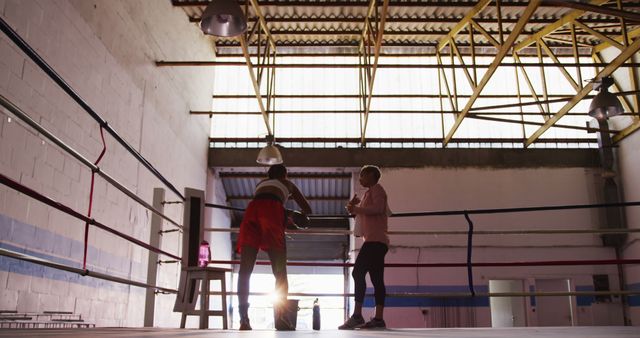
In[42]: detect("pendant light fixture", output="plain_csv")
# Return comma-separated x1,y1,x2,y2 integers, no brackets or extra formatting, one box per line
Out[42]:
588,77,624,121
256,134,283,165
200,0,247,37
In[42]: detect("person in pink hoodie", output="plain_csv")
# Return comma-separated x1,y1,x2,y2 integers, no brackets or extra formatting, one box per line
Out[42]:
339,165,390,330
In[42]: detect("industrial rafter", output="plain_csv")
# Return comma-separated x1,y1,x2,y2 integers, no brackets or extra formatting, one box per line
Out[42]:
515,0,609,51
247,0,276,51
512,0,640,145
543,0,640,23
526,36,640,146
239,0,278,136
359,0,390,146
169,0,640,147
538,38,580,91
593,27,640,53
438,0,492,52
442,0,541,147
239,36,272,135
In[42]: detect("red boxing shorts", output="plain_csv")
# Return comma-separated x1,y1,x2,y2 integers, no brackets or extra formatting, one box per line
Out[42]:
237,197,286,253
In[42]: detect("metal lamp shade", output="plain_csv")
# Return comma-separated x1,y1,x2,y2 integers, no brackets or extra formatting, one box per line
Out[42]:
256,144,283,165
588,89,624,120
200,0,247,37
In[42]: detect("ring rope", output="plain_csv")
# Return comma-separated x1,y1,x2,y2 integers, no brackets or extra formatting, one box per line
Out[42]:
0,95,182,230
206,201,640,218
3,247,637,299
0,173,181,261
206,290,640,298
208,258,640,268
0,248,177,294
0,17,184,201
204,227,640,235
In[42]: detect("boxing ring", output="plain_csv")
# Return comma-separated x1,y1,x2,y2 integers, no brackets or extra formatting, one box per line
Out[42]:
1,13,640,338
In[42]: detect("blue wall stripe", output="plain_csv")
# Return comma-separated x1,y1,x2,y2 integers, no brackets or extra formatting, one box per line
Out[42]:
0,243,132,293
575,285,595,306
628,283,640,307
0,213,146,293
529,285,536,307
363,285,490,307
361,284,623,308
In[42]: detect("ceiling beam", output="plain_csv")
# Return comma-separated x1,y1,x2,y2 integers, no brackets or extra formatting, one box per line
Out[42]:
173,0,639,8
443,0,541,147
468,90,639,111
195,110,604,116
239,36,272,135
470,19,501,48
515,0,609,51
437,0,492,52
208,93,598,99
525,36,640,146
208,28,591,37
209,137,596,144
574,20,625,50
543,0,640,23
538,38,581,91
593,27,640,53
208,148,600,169
213,40,590,49
466,114,610,133
157,61,640,68
360,0,390,145
212,51,594,58
613,119,640,143
247,0,276,50
238,0,279,136
189,15,627,25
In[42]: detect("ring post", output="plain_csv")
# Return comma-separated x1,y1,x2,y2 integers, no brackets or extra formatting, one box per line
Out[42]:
144,188,165,327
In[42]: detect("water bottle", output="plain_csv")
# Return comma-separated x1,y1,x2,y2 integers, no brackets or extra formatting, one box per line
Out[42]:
312,298,320,330
198,240,211,267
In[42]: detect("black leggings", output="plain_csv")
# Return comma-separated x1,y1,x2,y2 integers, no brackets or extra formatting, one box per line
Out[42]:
353,241,388,306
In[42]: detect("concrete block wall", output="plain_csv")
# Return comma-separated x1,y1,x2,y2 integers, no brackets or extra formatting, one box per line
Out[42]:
0,0,221,327
349,167,625,327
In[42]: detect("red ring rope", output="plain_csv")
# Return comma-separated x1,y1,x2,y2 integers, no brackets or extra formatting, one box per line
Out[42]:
209,258,640,268
83,126,107,270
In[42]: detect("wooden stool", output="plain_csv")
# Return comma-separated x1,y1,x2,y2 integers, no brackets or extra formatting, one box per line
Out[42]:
176,266,230,329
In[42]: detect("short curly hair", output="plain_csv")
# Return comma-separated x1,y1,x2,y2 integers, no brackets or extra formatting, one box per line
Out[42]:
361,165,381,183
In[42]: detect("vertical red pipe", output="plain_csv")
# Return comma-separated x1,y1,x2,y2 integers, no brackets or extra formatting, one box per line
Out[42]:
83,127,107,271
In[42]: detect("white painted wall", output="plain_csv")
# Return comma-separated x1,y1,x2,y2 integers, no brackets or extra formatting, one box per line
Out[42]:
0,0,221,327
618,128,640,325
350,166,624,328
601,44,640,326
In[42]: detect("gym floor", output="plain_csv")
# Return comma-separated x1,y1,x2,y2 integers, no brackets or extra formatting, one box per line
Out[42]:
0,327,638,337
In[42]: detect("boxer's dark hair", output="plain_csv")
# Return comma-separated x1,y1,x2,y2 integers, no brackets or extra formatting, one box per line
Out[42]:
268,164,287,179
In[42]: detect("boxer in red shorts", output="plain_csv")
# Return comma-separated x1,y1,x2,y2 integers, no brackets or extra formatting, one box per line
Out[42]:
237,164,311,330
